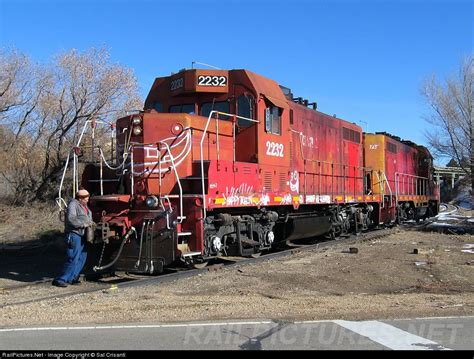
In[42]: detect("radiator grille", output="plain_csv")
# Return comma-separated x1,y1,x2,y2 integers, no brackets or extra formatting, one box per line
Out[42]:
242,166,253,175
279,172,287,191
264,172,273,191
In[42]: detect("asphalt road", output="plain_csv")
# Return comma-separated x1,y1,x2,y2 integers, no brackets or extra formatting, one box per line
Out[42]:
0,316,472,351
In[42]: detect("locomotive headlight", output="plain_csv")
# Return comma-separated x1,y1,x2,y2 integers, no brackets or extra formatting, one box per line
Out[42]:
132,116,142,125
132,126,143,136
171,123,183,135
145,195,159,208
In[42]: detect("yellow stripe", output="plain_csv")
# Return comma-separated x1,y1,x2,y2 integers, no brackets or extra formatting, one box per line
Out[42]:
214,198,225,204
293,196,300,202
274,196,282,202
336,196,343,201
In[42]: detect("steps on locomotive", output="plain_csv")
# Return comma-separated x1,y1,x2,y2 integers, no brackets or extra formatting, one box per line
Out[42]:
177,242,201,258
192,160,210,176
180,161,210,194
176,230,201,258
177,231,192,237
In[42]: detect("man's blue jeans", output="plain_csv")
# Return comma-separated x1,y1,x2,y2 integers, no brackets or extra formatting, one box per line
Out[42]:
56,232,87,283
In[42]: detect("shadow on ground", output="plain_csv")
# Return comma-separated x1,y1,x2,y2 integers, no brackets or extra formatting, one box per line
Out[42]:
0,230,65,283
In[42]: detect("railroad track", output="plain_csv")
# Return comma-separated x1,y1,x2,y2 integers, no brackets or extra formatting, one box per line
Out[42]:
439,203,459,215
0,226,399,309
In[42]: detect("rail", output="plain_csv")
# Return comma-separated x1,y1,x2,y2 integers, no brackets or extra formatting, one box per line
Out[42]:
199,110,258,220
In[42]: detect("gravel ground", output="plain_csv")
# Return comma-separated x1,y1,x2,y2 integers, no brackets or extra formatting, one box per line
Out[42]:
1,229,473,328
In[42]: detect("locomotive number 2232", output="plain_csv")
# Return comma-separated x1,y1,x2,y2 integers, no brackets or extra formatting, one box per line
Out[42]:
197,75,227,87
266,141,284,157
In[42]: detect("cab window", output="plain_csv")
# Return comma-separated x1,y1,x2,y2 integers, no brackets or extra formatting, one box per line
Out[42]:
169,104,195,114
237,94,254,127
265,106,281,135
153,102,163,112
200,101,230,120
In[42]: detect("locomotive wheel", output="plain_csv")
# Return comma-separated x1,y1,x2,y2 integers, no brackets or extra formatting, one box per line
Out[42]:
191,260,209,269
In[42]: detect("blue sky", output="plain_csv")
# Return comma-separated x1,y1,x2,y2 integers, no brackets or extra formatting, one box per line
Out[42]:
0,0,472,162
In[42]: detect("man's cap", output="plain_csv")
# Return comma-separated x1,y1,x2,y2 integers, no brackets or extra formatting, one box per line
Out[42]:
76,189,90,198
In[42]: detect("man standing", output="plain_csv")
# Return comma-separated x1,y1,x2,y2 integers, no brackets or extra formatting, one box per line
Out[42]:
52,189,93,287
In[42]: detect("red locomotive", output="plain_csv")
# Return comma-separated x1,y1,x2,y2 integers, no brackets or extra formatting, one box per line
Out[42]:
63,68,439,274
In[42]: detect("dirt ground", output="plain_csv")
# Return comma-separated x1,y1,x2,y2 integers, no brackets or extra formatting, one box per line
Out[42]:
0,227,473,328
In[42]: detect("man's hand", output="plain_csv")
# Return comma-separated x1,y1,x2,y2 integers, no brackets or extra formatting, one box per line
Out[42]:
84,219,95,228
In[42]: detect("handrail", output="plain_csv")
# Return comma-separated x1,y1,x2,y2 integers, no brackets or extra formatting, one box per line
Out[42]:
130,147,135,196
57,119,114,209
290,128,369,198
127,140,185,224
381,171,393,207
199,110,258,220
158,142,184,224
130,129,192,176
395,172,429,197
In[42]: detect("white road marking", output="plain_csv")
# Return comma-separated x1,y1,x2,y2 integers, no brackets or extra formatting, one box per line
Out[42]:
296,314,474,324
333,320,451,350
0,321,273,333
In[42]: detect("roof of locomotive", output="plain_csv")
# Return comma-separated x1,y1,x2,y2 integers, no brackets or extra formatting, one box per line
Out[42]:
371,132,433,158
144,67,362,132
144,68,288,108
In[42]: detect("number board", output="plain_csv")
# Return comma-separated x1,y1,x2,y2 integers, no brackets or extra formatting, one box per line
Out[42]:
169,70,229,95
194,70,229,93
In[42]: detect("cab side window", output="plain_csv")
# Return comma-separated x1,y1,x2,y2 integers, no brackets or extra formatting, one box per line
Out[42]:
237,94,254,127
265,106,281,135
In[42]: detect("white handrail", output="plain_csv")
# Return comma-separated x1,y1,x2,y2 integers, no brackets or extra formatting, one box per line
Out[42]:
381,171,393,207
56,119,114,209
199,110,258,220
290,128,370,198
158,142,184,224
395,172,429,197
130,129,192,175
126,140,184,224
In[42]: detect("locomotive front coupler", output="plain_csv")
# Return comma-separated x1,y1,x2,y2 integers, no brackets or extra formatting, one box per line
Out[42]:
94,221,117,244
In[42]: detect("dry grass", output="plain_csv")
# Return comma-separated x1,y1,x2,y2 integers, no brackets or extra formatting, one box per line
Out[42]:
0,203,63,245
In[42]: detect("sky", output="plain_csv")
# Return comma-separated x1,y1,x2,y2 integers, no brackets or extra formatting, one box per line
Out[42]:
0,0,472,163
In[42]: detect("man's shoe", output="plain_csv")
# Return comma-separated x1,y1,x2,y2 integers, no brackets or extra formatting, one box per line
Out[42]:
52,280,68,287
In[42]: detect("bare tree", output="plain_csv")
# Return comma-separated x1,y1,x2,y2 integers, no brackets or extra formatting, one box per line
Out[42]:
0,48,142,203
0,49,35,120
421,56,473,193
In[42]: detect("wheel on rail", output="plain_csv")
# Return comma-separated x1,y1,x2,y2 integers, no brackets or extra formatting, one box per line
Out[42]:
190,260,209,269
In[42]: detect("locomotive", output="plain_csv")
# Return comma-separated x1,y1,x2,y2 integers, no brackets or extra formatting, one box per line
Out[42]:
59,68,439,274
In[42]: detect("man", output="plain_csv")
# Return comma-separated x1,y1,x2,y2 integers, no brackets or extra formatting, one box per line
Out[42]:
52,189,93,287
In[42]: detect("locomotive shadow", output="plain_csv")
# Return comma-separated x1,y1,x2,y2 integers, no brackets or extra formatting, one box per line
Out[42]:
0,230,65,284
